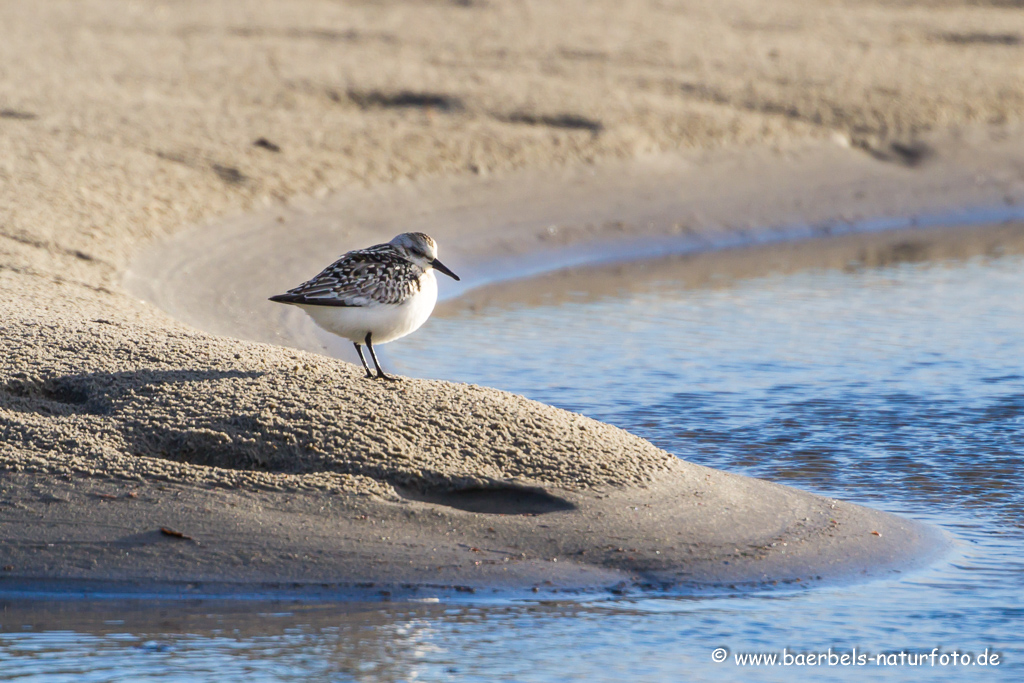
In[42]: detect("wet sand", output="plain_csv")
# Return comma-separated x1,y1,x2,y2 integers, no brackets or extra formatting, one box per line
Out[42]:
3,0,1024,594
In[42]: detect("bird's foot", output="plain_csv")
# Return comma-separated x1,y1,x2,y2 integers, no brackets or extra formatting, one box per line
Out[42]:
376,372,400,382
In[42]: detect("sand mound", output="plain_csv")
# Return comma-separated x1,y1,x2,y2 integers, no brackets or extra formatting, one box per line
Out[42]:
0,313,677,497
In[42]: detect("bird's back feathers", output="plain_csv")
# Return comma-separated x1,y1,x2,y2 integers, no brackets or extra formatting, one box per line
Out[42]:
270,244,424,307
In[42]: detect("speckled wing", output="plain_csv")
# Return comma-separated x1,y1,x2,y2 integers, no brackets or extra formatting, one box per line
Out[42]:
269,245,422,307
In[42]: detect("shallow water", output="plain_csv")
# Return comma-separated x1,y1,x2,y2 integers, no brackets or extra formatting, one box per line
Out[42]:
5,230,1024,680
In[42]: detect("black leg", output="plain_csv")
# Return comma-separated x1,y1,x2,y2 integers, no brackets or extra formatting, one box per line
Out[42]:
353,343,373,378
365,332,397,381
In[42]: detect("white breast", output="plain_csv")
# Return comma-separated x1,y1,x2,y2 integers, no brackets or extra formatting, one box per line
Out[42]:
297,270,438,345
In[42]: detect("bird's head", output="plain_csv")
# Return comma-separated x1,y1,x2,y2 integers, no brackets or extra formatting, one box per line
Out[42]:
390,232,460,281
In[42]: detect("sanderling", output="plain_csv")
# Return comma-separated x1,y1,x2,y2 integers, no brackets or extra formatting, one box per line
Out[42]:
270,232,460,381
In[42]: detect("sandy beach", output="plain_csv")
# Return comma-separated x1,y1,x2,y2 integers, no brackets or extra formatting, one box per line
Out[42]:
3,0,1024,595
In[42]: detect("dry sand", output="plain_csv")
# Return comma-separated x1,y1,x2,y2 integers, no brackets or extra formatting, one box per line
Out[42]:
3,0,1024,595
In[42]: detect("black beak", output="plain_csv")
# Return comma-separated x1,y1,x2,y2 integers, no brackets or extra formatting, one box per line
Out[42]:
432,258,460,281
